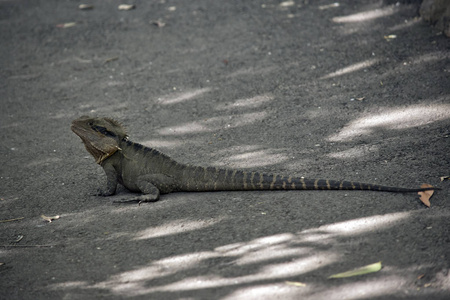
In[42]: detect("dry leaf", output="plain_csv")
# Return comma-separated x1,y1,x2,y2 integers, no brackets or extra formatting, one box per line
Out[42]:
280,1,295,7
41,214,60,223
384,34,397,41
440,176,449,181
418,184,435,207
118,4,136,11
285,281,306,287
417,274,425,280
14,235,24,243
319,3,340,10
329,261,382,278
79,4,94,10
56,22,76,28
104,57,119,64
356,97,365,101
152,20,166,27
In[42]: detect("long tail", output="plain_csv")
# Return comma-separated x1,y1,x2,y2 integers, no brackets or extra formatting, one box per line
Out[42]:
177,167,439,193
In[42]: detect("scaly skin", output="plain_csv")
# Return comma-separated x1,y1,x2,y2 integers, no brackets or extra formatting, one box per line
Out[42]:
71,116,439,203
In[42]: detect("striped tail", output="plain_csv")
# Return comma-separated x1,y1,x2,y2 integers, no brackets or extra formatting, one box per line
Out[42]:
178,167,439,193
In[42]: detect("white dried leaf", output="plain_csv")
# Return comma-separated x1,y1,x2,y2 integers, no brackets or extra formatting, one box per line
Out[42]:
118,4,136,11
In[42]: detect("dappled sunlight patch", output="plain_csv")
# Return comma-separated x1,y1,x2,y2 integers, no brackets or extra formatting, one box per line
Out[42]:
212,144,290,169
227,112,267,127
157,88,211,105
328,144,379,159
123,252,337,293
320,58,379,79
94,251,219,289
216,233,295,256
215,149,289,168
332,6,397,23
328,104,450,142
233,244,311,265
222,283,304,300
215,94,274,111
251,233,296,246
297,212,414,245
78,212,420,297
303,211,412,237
148,275,235,292
216,233,306,265
157,111,267,135
141,139,184,149
133,217,225,240
85,232,339,296
157,121,208,135
226,66,276,78
157,252,219,270
49,281,89,289
408,51,450,65
308,275,408,300
258,253,338,279
388,17,421,32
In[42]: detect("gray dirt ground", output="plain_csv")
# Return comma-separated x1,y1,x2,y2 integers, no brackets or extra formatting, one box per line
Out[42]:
1,0,450,299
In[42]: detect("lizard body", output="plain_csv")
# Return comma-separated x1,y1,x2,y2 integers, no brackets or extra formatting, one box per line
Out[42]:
71,116,438,203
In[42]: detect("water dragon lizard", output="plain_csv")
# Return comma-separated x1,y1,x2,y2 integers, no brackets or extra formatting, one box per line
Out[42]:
71,116,439,204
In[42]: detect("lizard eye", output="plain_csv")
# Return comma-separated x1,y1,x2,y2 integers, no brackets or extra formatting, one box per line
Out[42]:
94,125,116,137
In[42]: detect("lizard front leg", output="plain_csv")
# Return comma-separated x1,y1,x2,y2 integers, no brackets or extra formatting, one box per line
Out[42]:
98,162,119,196
115,174,175,204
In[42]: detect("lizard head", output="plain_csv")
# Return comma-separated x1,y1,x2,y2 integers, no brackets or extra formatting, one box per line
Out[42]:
71,116,128,164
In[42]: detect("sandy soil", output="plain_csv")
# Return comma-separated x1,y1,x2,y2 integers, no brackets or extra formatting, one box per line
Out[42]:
1,0,449,299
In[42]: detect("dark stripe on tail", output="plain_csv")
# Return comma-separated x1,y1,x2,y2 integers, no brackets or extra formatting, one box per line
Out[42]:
180,166,438,193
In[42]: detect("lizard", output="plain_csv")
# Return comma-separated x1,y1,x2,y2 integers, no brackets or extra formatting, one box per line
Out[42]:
71,116,439,204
